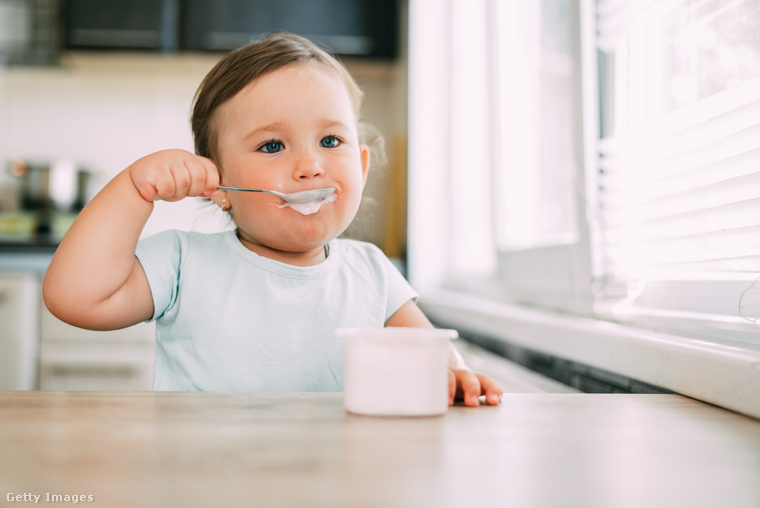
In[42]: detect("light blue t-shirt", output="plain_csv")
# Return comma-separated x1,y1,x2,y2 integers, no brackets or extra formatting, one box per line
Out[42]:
135,230,417,392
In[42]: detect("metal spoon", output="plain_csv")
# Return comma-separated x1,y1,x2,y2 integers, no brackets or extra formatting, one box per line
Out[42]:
217,186,336,205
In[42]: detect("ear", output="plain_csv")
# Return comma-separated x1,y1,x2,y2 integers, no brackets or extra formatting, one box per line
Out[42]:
360,145,370,187
210,189,230,211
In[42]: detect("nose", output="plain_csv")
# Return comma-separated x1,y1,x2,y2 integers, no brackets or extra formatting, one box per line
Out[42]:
293,150,325,181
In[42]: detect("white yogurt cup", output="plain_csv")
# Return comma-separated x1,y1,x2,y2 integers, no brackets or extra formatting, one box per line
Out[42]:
337,327,457,417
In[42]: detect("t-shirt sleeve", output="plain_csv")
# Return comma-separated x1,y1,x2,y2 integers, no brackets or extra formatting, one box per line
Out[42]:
384,270,419,322
367,245,419,322
135,230,183,321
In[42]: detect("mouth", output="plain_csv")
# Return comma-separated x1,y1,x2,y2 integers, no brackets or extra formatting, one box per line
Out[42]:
278,187,336,204
277,191,338,215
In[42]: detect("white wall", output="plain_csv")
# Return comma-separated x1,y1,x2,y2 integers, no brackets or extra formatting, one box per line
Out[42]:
0,51,406,245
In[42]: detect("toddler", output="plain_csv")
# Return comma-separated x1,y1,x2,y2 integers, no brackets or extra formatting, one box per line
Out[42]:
42,33,502,406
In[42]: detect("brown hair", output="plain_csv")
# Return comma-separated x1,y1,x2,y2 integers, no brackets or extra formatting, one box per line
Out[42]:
191,33,365,163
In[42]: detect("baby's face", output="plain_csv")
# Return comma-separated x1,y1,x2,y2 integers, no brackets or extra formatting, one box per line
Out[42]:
214,63,368,261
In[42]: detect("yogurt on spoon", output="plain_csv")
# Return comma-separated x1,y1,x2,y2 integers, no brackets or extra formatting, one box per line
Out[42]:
278,190,337,215
217,186,337,215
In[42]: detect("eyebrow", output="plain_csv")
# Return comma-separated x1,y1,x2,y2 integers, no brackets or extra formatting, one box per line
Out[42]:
242,122,287,142
318,119,350,130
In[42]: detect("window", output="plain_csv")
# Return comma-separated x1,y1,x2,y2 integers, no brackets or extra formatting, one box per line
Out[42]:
408,0,760,346
593,0,760,344
408,0,590,312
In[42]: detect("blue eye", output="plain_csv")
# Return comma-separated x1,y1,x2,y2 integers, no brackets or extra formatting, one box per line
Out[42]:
259,140,284,153
320,135,342,148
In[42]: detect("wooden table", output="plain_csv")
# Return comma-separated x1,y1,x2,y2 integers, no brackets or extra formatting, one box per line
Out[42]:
1,391,759,508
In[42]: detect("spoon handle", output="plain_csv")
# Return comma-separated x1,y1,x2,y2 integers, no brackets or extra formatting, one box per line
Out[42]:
217,186,268,193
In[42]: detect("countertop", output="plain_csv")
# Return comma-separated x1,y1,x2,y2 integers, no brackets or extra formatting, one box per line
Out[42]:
0,248,55,275
0,238,59,253
1,391,759,508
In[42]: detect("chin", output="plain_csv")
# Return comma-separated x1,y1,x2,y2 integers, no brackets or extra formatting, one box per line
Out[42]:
292,212,352,241
275,225,335,252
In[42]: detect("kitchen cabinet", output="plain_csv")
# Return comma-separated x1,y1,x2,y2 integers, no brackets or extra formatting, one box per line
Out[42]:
65,0,180,51
182,0,398,58
0,257,155,391
38,304,155,391
0,273,39,390
65,0,398,59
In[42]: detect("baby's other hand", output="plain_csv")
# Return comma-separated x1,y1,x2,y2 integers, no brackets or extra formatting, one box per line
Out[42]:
128,149,220,202
449,369,503,407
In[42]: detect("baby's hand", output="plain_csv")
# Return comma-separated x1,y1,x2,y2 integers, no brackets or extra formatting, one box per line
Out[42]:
449,369,503,407
128,149,220,202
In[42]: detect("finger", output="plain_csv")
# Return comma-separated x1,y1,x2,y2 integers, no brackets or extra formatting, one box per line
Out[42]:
129,166,160,202
456,369,482,407
184,158,210,197
134,178,159,202
199,157,221,196
169,162,192,199
448,370,456,406
477,373,503,405
154,171,179,202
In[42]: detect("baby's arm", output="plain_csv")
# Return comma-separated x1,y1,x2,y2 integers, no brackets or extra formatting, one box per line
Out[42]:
385,300,503,407
43,149,219,331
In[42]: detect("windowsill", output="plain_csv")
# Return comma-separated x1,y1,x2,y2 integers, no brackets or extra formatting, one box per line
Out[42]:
419,288,760,420
452,339,581,394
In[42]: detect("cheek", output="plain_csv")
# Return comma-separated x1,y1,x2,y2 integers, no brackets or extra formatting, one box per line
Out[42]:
229,195,277,221
336,186,364,224
220,155,277,187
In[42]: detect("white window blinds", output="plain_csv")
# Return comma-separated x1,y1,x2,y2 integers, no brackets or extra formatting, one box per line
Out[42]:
593,0,760,340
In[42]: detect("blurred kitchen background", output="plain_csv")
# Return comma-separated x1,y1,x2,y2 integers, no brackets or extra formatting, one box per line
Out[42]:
2,0,759,420
0,0,409,391
0,0,407,248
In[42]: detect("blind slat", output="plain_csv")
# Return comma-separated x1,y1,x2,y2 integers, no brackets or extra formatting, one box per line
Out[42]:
599,96,760,178
600,174,760,224
600,146,760,204
594,0,760,293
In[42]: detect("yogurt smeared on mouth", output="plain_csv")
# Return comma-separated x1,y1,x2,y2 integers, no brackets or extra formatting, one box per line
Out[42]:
278,190,337,215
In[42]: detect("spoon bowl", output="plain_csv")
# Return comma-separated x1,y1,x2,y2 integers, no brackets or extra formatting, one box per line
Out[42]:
217,186,336,205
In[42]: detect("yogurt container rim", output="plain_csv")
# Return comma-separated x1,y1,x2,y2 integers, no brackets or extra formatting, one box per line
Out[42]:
336,327,458,345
